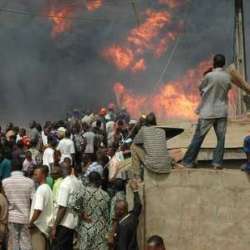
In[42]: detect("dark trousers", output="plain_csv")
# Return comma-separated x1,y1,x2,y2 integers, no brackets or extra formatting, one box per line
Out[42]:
52,225,74,250
183,118,227,167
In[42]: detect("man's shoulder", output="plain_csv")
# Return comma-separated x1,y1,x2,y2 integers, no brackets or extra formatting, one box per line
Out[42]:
2,159,11,165
37,184,51,193
3,175,34,187
208,69,230,78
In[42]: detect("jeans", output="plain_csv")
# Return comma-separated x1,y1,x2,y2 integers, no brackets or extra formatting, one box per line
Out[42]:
8,223,32,250
183,118,227,167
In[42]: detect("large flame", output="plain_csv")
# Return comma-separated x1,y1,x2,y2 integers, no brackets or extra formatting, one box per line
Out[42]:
103,8,180,72
48,0,103,38
114,59,212,120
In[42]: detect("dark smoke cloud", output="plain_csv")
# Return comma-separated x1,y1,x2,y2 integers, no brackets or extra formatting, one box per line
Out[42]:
0,0,249,125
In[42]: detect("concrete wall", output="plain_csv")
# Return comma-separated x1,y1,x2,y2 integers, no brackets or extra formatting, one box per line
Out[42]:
142,169,250,250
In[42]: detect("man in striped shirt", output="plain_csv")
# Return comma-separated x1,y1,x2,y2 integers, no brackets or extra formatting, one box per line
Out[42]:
131,113,173,178
3,159,35,250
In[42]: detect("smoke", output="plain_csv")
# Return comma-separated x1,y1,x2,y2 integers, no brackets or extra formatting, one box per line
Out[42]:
0,0,249,124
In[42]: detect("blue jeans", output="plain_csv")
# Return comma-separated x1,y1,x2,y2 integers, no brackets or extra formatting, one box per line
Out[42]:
183,118,227,167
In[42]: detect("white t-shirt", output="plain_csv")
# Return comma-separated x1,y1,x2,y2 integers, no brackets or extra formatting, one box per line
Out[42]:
56,175,82,229
41,131,48,146
30,184,53,237
83,131,95,154
57,138,75,162
42,147,54,173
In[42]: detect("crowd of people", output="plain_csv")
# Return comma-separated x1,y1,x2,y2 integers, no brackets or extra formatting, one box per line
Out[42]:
1,54,250,250
0,105,168,250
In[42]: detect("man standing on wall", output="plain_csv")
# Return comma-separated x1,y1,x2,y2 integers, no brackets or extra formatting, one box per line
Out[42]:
182,54,231,169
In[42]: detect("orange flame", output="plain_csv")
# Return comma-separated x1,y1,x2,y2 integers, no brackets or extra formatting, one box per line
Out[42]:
49,7,74,38
132,59,146,72
86,0,103,12
113,59,212,120
128,10,171,52
103,46,135,71
103,8,179,72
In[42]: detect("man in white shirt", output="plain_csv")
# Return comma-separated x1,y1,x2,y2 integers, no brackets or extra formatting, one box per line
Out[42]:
52,163,81,250
30,165,53,250
83,126,96,154
57,130,75,163
43,136,56,173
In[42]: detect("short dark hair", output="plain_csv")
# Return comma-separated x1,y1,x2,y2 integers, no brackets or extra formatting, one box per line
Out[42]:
11,159,23,172
88,171,102,188
146,112,157,126
35,165,49,177
147,235,165,247
213,54,226,68
65,130,71,138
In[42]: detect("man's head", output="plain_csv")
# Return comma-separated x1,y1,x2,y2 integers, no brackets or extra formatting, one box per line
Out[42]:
213,54,226,68
11,158,23,172
88,171,102,188
51,165,62,181
115,199,128,220
19,128,26,137
33,165,49,184
53,150,61,164
29,121,36,129
25,150,32,160
146,112,157,126
147,235,166,250
61,159,72,178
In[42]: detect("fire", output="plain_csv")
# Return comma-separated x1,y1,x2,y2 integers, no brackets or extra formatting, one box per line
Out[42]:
154,31,178,57
49,7,74,38
128,10,172,52
158,0,186,8
113,59,212,120
103,9,178,72
132,59,146,72
103,46,135,71
86,0,103,12
48,0,103,38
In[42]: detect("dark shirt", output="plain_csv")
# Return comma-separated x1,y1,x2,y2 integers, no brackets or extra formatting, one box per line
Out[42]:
115,192,142,250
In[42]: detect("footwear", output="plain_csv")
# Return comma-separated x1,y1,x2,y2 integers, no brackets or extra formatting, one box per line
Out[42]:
181,162,195,168
213,164,223,170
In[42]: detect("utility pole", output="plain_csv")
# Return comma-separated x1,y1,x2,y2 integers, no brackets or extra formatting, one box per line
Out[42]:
234,0,248,115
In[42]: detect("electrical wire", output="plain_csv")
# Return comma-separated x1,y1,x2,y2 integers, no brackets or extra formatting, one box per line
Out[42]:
0,7,108,22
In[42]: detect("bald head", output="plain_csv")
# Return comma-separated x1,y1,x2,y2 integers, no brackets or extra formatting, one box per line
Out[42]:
115,199,128,220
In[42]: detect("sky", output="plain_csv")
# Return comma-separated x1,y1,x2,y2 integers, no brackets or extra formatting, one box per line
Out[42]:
0,0,249,124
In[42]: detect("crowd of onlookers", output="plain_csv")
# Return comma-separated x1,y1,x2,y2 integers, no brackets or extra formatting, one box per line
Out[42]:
0,105,167,250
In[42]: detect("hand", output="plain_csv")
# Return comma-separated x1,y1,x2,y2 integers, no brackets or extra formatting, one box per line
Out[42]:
129,179,139,192
81,212,92,223
51,225,56,240
28,223,35,230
